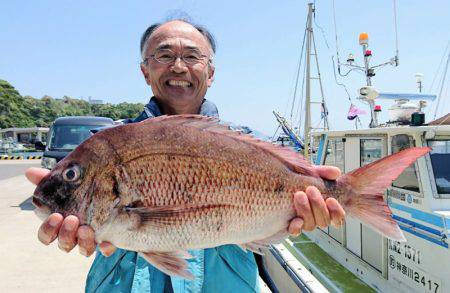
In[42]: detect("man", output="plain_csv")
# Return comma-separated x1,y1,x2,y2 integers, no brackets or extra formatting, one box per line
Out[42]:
25,19,345,292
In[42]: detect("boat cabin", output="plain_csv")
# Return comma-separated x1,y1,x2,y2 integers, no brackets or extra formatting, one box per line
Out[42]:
299,124,450,292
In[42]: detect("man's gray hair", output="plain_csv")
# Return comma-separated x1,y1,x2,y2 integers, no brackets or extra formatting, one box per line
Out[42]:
140,19,216,62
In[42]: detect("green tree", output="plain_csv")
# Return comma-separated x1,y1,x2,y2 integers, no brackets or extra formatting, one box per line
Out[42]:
0,79,145,128
0,80,35,128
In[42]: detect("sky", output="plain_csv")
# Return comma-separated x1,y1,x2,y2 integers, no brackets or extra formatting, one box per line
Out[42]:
1,0,449,136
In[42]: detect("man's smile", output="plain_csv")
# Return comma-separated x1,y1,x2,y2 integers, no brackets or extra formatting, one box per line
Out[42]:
166,79,192,87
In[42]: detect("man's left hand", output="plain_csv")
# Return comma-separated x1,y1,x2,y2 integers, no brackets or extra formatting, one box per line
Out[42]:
288,165,345,236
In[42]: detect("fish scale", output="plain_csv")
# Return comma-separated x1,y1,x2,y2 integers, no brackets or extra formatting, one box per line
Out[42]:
124,153,295,233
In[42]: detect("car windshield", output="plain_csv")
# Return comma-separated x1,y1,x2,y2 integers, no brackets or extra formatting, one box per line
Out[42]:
48,124,97,151
428,140,450,194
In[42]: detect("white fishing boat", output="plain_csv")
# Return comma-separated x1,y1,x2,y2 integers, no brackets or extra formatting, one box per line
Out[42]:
260,2,450,292
303,118,450,293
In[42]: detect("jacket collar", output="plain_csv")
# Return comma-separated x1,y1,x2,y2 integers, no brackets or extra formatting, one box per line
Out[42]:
144,97,219,118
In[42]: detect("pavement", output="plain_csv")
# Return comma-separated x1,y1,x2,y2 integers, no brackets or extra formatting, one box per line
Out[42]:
0,160,43,181
0,161,273,293
0,160,93,292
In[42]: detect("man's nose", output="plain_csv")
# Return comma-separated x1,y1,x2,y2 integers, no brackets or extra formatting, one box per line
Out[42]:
171,57,188,73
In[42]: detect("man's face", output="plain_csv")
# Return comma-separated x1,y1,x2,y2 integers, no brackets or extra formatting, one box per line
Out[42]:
140,21,215,113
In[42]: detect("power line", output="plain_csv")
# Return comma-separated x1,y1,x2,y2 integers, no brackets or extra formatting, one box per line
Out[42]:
312,1,330,50
290,19,308,121
430,40,450,92
331,56,352,102
331,0,342,67
433,47,450,119
295,55,307,133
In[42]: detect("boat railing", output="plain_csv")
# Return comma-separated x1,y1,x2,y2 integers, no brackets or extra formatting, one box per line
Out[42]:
263,240,337,292
281,240,341,292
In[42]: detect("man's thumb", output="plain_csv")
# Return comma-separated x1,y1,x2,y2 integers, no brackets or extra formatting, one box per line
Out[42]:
25,167,50,185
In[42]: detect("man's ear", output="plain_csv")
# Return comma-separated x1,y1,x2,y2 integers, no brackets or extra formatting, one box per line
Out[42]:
140,63,152,85
207,63,215,87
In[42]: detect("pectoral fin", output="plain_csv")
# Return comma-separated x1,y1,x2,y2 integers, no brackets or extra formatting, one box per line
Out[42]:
140,251,194,280
125,203,232,226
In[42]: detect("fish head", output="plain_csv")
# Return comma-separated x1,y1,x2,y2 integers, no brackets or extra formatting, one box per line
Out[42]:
32,156,95,222
32,127,130,231
31,131,118,222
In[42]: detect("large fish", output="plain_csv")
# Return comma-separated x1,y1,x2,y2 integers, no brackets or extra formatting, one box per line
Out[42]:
32,115,430,279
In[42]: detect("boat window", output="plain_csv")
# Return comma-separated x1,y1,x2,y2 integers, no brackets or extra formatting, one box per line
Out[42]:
360,139,382,166
391,134,420,193
428,140,450,195
324,138,344,172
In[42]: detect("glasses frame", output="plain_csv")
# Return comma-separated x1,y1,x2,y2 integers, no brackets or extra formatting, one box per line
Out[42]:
143,49,211,66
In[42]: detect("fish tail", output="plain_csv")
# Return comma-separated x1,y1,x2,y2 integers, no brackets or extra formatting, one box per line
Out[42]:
337,147,431,242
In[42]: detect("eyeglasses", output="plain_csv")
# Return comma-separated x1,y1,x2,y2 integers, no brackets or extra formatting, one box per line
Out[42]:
144,49,211,65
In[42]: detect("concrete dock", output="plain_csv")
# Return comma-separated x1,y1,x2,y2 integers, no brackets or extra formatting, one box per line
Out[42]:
0,160,93,292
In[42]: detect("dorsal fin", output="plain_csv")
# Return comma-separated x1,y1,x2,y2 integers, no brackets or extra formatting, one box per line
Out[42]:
140,114,316,175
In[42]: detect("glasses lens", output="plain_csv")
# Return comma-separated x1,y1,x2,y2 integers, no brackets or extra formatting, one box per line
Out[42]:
153,50,175,64
182,51,204,64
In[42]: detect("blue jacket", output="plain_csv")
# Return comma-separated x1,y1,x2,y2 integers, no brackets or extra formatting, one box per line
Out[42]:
85,97,260,293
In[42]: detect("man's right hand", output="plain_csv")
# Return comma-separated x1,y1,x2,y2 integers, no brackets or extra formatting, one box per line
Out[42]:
26,167,117,257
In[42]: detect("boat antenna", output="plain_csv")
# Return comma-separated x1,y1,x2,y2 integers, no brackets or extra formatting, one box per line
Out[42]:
332,0,343,74
334,0,400,73
330,0,363,129
393,0,400,66
332,0,401,127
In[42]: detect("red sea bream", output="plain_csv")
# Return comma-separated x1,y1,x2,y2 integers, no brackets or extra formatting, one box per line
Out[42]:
32,115,431,278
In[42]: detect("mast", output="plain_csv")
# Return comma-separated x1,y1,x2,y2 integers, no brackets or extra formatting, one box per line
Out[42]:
273,2,329,155
359,33,377,128
303,3,313,158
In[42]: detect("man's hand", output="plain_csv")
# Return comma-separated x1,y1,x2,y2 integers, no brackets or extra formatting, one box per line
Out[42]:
25,167,116,257
288,165,346,236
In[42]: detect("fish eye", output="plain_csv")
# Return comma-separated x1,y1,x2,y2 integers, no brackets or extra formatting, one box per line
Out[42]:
62,165,81,182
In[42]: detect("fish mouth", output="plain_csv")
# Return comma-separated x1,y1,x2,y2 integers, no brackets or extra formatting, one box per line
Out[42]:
32,196,46,208
32,196,52,219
